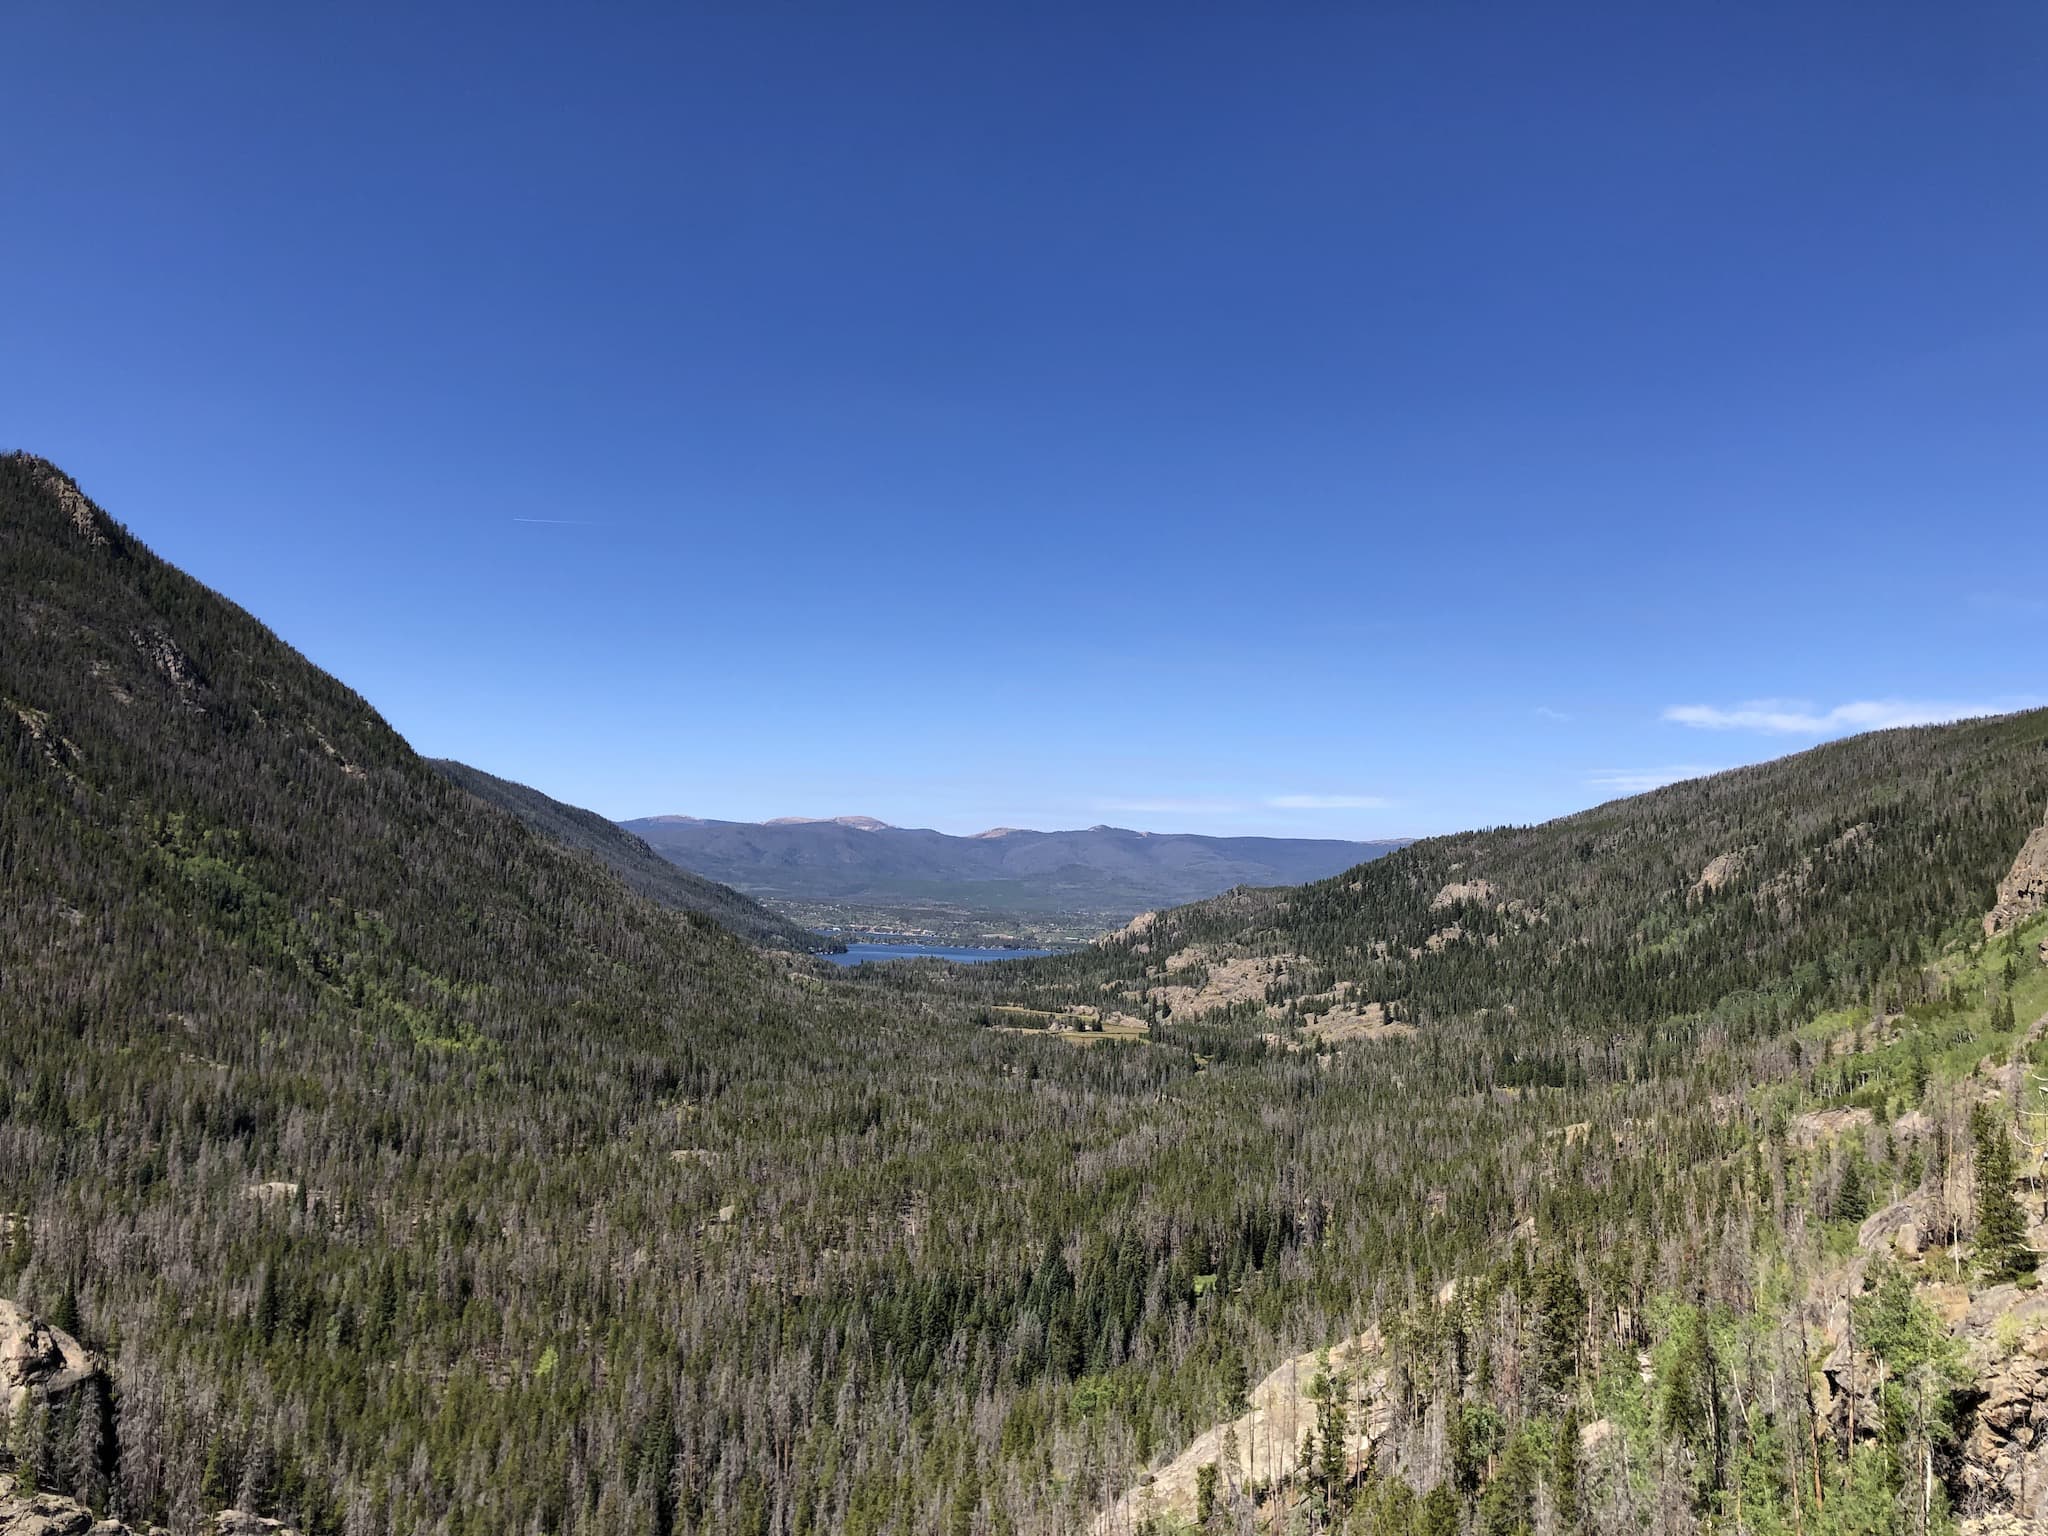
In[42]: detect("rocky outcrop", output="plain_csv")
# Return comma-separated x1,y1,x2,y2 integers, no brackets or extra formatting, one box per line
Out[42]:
1690,850,1749,901
1429,879,1496,911
0,1475,304,1536
1985,818,2048,937
0,1472,150,1534
1092,1330,1386,1533
213,1512,303,1536
1949,1297,2048,1521
127,630,205,707
1960,1517,2034,1536
6,455,119,553
0,1302,97,1421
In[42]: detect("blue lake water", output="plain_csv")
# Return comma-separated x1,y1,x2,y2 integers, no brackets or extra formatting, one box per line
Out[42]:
825,942,1053,967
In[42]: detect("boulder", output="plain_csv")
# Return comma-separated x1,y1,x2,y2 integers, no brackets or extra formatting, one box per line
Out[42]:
0,1302,97,1420
213,1513,302,1536
0,1472,156,1535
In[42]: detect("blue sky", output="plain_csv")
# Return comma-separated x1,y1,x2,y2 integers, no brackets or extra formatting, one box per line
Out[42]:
5,4,2042,839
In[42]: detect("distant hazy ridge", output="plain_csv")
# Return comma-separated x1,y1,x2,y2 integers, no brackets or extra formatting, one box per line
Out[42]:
619,813,1409,923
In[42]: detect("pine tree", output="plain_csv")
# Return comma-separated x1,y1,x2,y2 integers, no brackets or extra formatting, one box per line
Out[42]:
1316,1378,1348,1503
51,1277,79,1339
1533,1262,1583,1397
9,1397,47,1497
1553,1408,1580,1533
1194,1462,1218,1527
254,1266,281,1346
1972,1104,2034,1284
1478,1429,1540,1536
1416,1482,1461,1536
946,1458,980,1536
1834,1151,1869,1225
63,1375,114,1512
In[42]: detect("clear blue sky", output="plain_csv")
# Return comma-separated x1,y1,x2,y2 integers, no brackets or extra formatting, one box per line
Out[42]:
5,4,2042,838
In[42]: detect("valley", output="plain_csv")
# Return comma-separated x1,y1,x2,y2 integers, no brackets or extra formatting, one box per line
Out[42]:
619,814,1409,946
6,455,2048,1536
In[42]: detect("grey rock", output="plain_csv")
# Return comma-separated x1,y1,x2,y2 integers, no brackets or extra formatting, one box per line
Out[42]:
0,1302,97,1421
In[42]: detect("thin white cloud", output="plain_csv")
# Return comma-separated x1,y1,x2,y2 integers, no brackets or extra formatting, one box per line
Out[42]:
1587,766,1723,794
1664,696,2039,736
1534,706,1572,722
1267,793,1393,810
512,516,601,526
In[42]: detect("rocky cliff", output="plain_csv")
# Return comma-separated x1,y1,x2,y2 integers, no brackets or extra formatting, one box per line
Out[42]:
0,1302,96,1423
1986,816,2048,937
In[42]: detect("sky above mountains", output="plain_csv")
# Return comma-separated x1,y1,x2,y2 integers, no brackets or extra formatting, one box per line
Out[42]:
5,4,2042,838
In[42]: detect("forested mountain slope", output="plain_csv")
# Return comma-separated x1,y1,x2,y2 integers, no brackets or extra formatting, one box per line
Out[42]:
430,758,833,952
961,713,2048,1072
9,452,2048,1536
0,453,896,1531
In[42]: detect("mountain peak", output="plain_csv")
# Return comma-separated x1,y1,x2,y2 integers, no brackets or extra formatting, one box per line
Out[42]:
763,814,894,831
4,450,123,553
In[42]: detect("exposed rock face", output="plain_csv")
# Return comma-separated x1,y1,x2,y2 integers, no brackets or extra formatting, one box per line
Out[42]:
1960,1516,2034,1536
1985,818,2048,937
0,1301,97,1420
1429,879,1496,911
1091,1330,1386,1533
6,455,118,553
127,630,205,706
1955,1313,2048,1522
0,1472,149,1534
1690,850,1748,901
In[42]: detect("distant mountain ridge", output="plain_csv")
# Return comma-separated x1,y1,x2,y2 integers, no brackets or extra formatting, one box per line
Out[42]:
617,812,1409,930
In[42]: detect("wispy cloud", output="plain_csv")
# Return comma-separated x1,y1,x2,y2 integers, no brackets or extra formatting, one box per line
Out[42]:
1533,706,1573,722
1266,793,1393,810
1664,696,2039,736
1587,765,1723,794
512,516,601,526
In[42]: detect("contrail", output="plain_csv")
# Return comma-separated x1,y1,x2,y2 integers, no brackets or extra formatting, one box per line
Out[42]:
512,517,600,526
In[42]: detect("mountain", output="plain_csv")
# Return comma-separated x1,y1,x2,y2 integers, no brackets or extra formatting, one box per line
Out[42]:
936,712,2048,1529
0,453,882,1531
619,812,1409,941
978,710,2048,1052
12,452,2048,1535
429,759,834,952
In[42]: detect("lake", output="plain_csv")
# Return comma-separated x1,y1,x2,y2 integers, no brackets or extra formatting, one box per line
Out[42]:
824,942,1053,967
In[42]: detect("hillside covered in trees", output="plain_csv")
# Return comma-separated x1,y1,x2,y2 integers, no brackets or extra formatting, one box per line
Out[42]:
6,452,2048,1536
430,759,835,953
